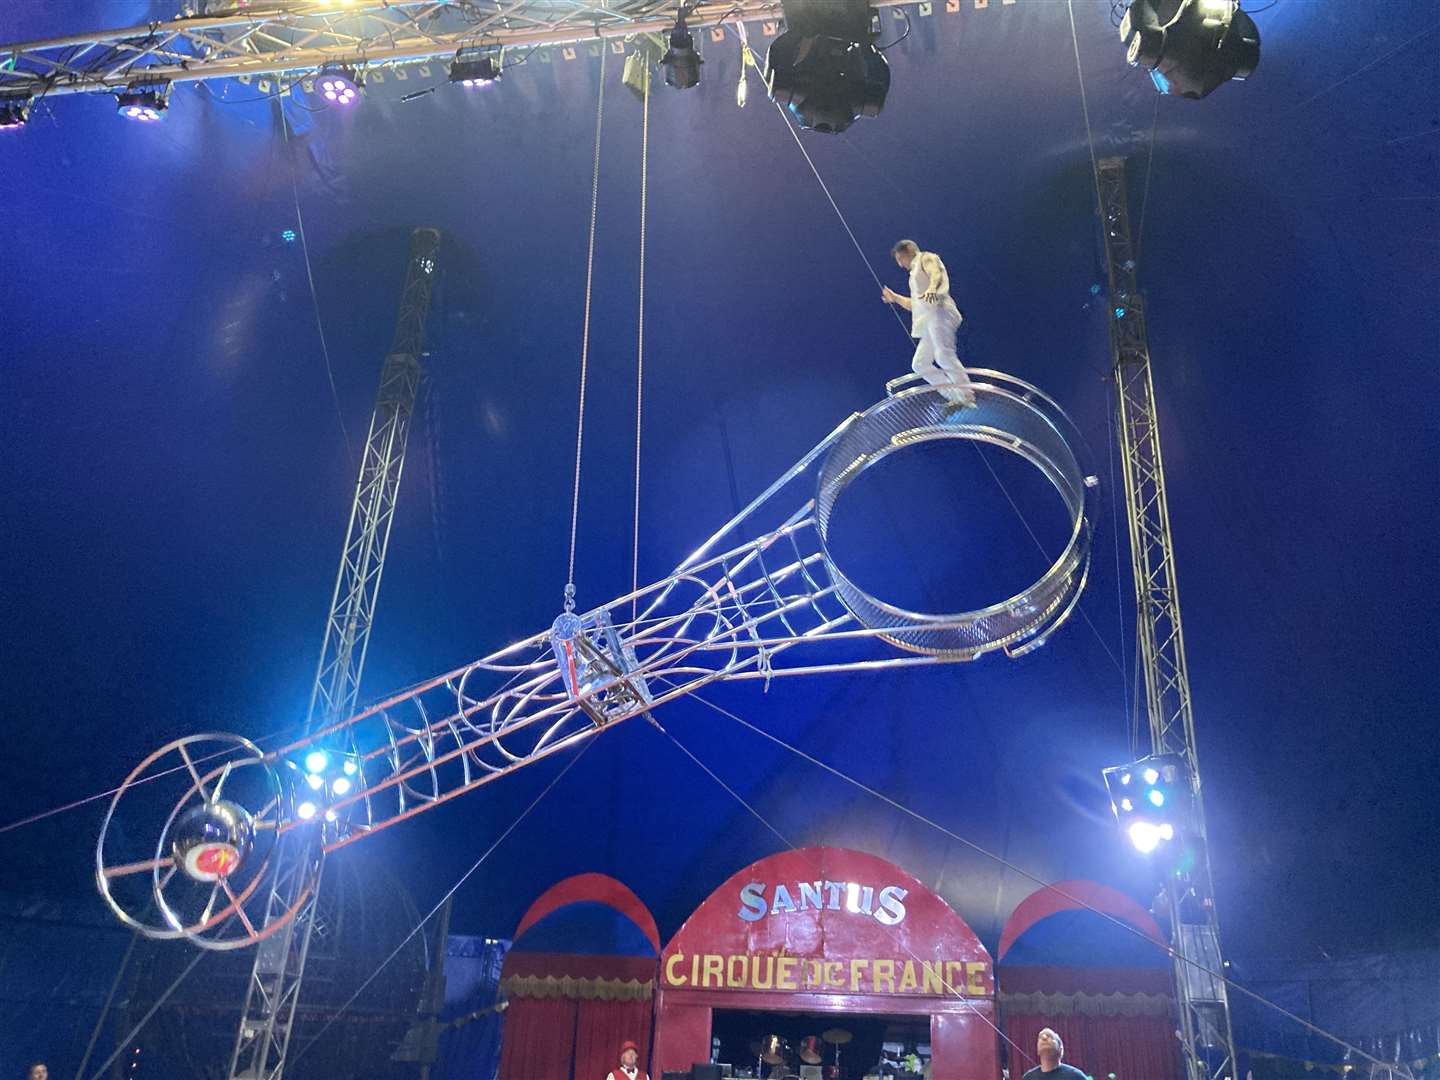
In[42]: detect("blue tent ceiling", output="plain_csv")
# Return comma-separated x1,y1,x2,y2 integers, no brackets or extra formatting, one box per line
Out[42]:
1,0,1437,987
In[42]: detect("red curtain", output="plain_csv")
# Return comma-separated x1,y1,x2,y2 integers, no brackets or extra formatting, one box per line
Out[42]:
572,998,654,1080
1005,1012,1182,1080
500,997,579,1080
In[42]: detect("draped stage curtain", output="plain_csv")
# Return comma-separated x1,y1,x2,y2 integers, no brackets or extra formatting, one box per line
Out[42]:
1005,1012,1182,1080
1001,967,1182,1080
572,997,654,1080
499,997,578,1080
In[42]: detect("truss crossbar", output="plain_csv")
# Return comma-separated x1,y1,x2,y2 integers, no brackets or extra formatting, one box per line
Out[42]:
0,0,905,100
1097,156,1238,1080
227,227,441,1080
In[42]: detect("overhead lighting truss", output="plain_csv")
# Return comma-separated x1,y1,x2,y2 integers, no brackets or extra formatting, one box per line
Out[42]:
0,0,906,102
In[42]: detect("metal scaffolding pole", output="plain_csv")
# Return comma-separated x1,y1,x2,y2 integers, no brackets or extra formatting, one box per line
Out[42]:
1096,155,1239,1080
227,227,442,1080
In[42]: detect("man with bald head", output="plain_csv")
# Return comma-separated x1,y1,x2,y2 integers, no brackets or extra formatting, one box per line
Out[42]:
1021,1029,1087,1079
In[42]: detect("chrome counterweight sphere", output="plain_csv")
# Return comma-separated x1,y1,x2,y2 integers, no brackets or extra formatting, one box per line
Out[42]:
171,800,254,882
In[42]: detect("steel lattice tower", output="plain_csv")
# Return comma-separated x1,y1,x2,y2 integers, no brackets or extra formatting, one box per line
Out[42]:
227,227,442,1080
1097,156,1239,1080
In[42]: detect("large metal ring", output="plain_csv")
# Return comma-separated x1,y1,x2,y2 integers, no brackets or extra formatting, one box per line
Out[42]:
815,370,1096,659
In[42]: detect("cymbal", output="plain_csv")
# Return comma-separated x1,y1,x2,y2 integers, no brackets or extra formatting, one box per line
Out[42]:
760,1035,789,1064
821,1028,852,1045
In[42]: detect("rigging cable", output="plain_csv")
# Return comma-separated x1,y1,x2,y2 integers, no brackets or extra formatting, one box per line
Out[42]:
632,67,651,623
565,46,609,614
84,950,207,1080
289,735,594,1066
280,105,355,468
766,92,1127,679
672,685,1416,1080
646,707,1036,1069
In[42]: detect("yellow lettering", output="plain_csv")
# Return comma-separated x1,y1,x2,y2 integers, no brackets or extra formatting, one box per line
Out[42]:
898,961,918,993
806,959,823,988
850,958,869,992
665,953,687,987
824,960,845,989
752,954,775,990
945,961,965,996
691,954,700,986
922,961,945,995
727,955,749,988
967,961,988,996
776,955,798,990
873,959,896,993
702,954,724,988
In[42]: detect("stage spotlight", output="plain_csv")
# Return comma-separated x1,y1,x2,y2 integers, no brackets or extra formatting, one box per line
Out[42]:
1128,821,1163,853
116,87,169,122
1103,754,1189,855
317,65,362,106
305,772,325,791
661,3,704,90
449,54,501,87
297,800,318,820
1118,0,1260,100
765,0,890,133
331,776,352,796
0,96,31,130
304,750,328,774
342,759,358,776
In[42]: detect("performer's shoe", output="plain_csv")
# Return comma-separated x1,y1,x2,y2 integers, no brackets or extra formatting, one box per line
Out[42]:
942,397,977,416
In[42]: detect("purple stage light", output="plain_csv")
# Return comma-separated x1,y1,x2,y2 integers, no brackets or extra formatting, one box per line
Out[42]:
116,88,168,122
317,67,361,106
0,98,30,130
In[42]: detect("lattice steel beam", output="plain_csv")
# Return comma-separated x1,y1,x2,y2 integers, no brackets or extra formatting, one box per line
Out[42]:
99,369,1101,956
0,0,905,101
1097,155,1239,1080
227,228,441,1080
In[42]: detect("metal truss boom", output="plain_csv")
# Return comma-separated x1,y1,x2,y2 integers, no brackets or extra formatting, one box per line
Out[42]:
98,370,1100,959
1097,155,1239,1080
0,0,904,101
227,227,442,1080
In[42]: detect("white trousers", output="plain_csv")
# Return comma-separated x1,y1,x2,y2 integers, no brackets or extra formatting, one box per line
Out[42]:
911,305,974,404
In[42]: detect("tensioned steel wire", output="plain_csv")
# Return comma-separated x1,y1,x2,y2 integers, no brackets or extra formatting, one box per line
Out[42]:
762,87,1127,677
565,45,608,612
646,704,1038,1070
672,684,1416,1080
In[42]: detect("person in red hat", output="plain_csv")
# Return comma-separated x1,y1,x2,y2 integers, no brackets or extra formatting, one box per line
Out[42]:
605,1040,648,1080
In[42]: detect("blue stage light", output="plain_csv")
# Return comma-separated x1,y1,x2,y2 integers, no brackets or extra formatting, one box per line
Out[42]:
1149,788,1166,807
304,750,328,774
297,800,317,820
1128,821,1162,853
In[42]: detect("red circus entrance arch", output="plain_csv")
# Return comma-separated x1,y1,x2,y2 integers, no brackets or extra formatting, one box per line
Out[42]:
655,847,998,1080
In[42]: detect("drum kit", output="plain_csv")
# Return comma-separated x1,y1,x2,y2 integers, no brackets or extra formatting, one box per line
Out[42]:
747,1028,851,1079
